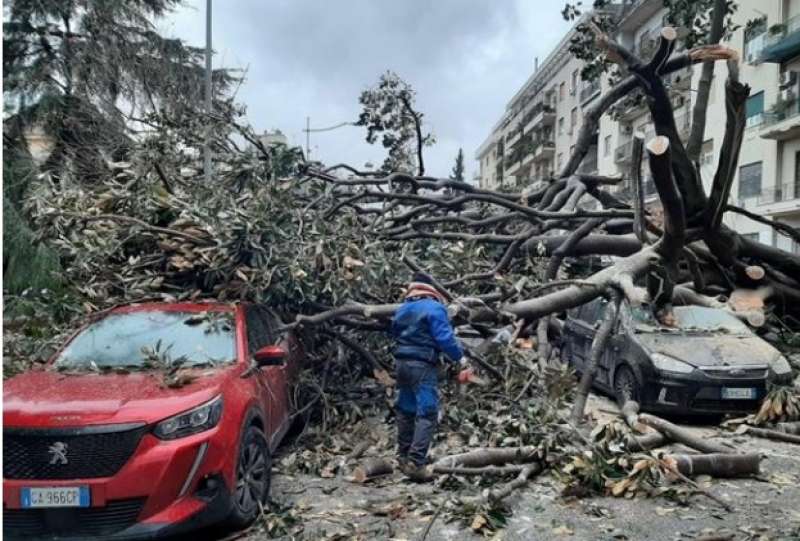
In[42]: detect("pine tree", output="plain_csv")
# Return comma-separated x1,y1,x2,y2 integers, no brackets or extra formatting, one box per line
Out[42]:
3,0,238,183
450,148,465,181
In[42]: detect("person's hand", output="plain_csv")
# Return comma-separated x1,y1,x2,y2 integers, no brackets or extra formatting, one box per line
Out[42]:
457,366,475,384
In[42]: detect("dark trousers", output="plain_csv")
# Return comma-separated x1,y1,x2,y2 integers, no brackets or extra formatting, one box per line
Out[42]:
395,359,439,466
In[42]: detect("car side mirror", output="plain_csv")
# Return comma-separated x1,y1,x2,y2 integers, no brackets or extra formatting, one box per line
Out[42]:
254,345,286,367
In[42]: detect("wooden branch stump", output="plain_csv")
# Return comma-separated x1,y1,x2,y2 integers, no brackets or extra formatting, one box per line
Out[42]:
670,453,760,477
433,446,540,469
352,458,393,483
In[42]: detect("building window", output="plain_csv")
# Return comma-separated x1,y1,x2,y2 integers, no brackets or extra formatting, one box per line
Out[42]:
604,135,612,157
559,82,566,102
742,232,760,243
571,70,579,94
558,117,565,135
738,161,763,199
745,91,764,127
570,108,578,131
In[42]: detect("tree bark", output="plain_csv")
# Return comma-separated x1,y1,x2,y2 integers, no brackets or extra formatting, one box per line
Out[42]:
639,413,730,454
352,458,394,482
743,426,800,445
685,0,727,162
670,453,761,477
571,289,622,423
433,446,541,469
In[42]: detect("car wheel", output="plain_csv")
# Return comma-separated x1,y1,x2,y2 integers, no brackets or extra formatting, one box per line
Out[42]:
613,364,639,406
227,425,271,528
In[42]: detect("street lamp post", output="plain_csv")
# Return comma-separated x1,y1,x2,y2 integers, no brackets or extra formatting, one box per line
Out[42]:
204,0,213,183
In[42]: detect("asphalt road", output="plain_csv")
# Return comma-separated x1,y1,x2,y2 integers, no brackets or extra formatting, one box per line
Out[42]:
183,394,800,541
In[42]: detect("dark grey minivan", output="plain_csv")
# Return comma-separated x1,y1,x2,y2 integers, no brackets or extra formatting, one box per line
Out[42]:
561,299,793,415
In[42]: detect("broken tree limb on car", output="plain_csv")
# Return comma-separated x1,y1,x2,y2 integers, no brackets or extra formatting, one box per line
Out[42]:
571,289,622,423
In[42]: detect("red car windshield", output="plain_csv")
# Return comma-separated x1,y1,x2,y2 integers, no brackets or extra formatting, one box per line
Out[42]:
54,310,236,370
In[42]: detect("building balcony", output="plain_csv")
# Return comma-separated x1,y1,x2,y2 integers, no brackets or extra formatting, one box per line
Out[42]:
524,109,556,134
580,81,601,105
759,15,800,64
663,66,692,91
532,141,556,163
614,140,633,164
634,27,662,60
505,129,522,148
739,182,800,217
505,157,522,177
760,101,800,140
615,97,649,122
522,151,535,167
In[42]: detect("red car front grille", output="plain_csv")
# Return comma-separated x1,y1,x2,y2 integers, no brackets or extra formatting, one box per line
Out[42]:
3,498,145,538
3,424,147,480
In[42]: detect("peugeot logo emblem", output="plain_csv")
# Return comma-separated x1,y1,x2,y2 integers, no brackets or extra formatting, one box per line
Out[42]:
48,442,69,465
729,369,745,376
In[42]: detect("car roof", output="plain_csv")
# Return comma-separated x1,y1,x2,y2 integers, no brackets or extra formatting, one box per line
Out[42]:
108,301,237,315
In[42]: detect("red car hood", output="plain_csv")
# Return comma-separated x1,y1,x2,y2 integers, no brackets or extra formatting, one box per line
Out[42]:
3,367,235,429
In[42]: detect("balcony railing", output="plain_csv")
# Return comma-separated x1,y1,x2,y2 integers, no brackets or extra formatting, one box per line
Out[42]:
740,182,800,206
635,27,662,59
762,100,800,128
580,81,601,104
760,14,800,63
614,141,633,163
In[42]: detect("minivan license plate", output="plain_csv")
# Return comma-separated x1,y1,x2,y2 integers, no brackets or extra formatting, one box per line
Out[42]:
21,486,90,508
721,387,756,400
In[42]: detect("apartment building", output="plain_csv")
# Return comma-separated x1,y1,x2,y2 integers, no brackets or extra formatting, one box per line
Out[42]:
475,15,602,191
476,0,800,254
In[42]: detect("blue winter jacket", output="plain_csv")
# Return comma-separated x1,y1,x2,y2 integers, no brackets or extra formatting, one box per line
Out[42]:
391,297,464,364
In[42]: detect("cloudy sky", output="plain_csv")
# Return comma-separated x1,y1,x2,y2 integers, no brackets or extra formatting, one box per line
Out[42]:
162,1,572,179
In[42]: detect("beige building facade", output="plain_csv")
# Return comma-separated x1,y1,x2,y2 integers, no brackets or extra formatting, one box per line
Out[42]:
476,0,800,254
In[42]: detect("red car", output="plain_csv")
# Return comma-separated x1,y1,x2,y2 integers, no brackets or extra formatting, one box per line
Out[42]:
3,301,302,540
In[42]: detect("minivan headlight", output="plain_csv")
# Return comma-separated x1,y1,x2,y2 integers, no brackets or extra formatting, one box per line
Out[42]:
771,356,792,376
651,353,694,374
154,396,223,440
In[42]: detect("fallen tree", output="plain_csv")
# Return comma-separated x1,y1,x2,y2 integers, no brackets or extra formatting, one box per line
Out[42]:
4,3,800,527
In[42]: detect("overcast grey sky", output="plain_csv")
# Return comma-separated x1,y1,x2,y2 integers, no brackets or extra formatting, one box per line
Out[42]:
162,1,572,179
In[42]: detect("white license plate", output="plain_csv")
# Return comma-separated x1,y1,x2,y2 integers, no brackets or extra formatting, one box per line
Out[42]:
721,387,757,400
21,486,90,508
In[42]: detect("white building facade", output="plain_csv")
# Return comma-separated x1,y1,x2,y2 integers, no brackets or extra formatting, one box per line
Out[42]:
476,0,800,254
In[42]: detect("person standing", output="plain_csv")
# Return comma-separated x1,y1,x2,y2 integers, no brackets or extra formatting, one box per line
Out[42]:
391,273,473,481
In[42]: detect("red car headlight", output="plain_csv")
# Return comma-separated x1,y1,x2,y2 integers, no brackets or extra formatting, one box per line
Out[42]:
153,395,224,440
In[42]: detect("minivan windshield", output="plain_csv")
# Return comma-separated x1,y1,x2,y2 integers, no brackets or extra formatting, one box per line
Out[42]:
631,305,751,335
54,310,236,371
